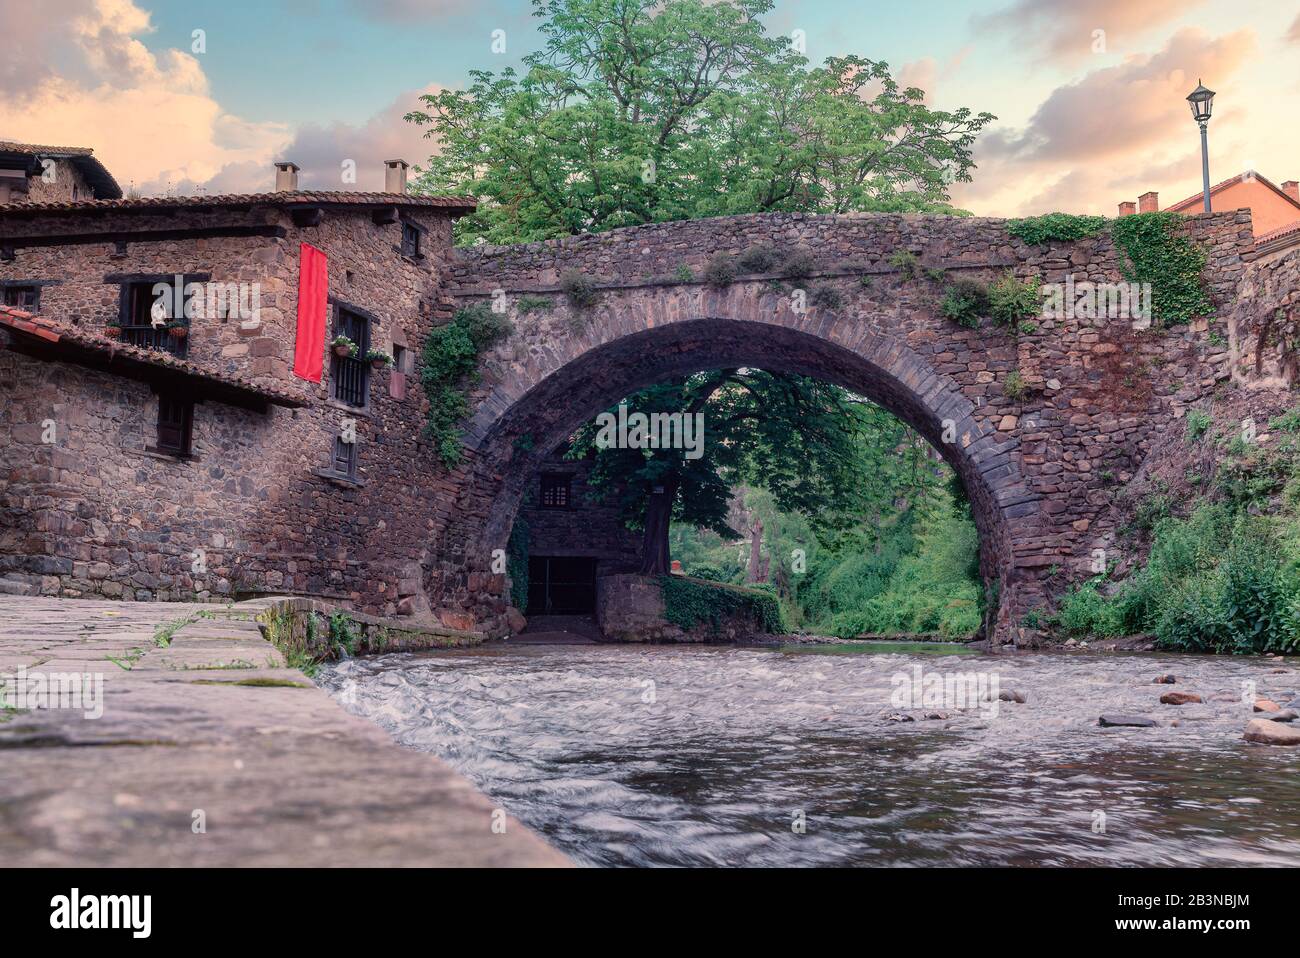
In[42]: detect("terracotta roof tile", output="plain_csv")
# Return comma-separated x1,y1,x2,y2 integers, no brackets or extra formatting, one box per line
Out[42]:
0,190,476,215
0,305,306,407
0,141,122,199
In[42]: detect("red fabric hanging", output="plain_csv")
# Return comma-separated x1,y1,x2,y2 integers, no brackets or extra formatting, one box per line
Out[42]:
292,242,328,382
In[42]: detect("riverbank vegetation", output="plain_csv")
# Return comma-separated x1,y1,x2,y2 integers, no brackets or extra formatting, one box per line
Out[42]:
1054,401,1300,654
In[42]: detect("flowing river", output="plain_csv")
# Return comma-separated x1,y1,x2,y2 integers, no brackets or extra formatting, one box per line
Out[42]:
318,642,1300,867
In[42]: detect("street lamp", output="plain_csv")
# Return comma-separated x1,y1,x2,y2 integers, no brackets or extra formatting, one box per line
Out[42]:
1186,80,1216,212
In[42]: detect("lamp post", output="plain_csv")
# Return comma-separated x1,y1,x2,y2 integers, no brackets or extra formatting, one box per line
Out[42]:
1186,80,1216,213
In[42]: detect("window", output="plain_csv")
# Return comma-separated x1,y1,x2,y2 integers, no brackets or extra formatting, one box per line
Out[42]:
401,221,422,259
121,280,191,357
392,344,410,374
540,474,571,509
155,395,193,457
2,284,39,310
332,435,357,479
330,307,371,407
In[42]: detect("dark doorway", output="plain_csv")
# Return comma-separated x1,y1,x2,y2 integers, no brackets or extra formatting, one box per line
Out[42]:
527,556,597,614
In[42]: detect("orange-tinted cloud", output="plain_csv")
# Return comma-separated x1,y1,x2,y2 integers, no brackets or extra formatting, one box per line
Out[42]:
955,27,1255,215
974,0,1204,60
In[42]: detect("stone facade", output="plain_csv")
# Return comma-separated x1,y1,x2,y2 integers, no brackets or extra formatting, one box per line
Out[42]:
518,452,641,578
0,188,1276,644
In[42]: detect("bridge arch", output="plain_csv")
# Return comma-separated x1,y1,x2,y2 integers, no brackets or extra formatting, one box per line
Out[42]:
435,284,1042,640
425,210,1253,644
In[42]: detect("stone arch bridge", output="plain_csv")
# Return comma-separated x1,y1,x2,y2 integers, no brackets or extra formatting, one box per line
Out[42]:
435,210,1254,643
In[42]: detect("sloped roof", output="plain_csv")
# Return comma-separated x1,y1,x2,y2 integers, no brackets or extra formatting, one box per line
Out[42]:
0,305,306,409
0,189,476,216
1165,171,1300,214
0,141,122,199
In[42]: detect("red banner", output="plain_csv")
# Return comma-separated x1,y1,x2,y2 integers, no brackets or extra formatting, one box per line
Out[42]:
292,242,328,382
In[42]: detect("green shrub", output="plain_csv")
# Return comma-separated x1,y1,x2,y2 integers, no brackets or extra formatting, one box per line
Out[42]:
516,295,554,314
940,277,989,328
1185,409,1212,442
702,253,738,287
781,248,816,280
1055,578,1124,637
1270,406,1300,433
1004,369,1026,401
888,249,919,278
987,272,1042,328
810,283,843,309
559,269,600,308
673,264,694,282
737,244,778,273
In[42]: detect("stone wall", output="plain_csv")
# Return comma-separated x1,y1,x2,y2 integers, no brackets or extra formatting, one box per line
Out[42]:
596,573,778,642
518,452,641,575
440,210,1256,641
1230,243,1300,390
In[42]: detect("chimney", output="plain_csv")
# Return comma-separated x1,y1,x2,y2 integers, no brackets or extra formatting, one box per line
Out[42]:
1284,181,1300,203
1138,191,1159,213
1118,201,1136,217
274,161,300,192
384,159,409,194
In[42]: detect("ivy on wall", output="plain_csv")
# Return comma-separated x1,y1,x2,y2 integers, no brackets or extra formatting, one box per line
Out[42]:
661,575,786,636
1006,211,1213,327
507,516,529,610
1007,213,1108,245
1111,211,1213,326
421,303,512,468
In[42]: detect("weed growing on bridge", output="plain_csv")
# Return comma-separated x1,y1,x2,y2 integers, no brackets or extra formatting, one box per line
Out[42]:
560,270,600,308
1185,409,1213,442
422,303,513,468
737,244,778,273
673,264,694,283
987,272,1041,328
887,249,919,278
516,295,555,314
809,283,844,309
940,277,990,328
703,253,738,287
781,248,816,280
1003,370,1026,402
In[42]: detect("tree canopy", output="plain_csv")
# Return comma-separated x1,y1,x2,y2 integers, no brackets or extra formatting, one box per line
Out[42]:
568,369,949,573
407,0,995,244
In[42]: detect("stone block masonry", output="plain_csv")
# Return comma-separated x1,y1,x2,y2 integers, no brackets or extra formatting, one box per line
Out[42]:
0,193,1270,644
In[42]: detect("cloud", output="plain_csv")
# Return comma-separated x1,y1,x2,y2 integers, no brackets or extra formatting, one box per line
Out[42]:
974,0,1203,61
271,86,444,192
1288,14,1300,44
345,0,472,22
954,27,1255,215
897,47,971,104
0,0,287,196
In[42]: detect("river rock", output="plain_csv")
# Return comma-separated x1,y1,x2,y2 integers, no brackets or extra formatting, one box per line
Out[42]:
998,690,1027,703
924,710,950,720
885,712,915,723
1254,698,1281,713
1099,714,1158,728
1152,674,1177,684
1264,710,1298,723
1243,718,1300,745
1160,691,1202,705
505,607,527,633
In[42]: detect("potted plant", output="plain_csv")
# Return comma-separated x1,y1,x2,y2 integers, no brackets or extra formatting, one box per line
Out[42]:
168,321,189,340
103,323,122,340
331,334,357,358
364,347,394,371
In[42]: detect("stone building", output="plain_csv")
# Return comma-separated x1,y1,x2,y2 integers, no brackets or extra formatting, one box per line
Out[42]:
0,151,480,623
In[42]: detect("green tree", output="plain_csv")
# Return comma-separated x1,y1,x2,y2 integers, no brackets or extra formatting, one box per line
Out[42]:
569,369,946,574
407,0,995,244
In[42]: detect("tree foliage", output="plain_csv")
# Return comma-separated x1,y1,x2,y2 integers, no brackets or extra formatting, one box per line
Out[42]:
406,0,995,244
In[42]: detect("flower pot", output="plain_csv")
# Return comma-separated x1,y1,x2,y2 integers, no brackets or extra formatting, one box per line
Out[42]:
104,326,121,340
170,326,189,340
333,345,355,358
370,358,388,371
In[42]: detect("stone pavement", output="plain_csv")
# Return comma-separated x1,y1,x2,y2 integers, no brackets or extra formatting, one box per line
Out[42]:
0,596,567,867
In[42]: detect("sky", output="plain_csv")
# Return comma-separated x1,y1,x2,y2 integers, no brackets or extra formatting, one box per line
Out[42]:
1,0,1297,215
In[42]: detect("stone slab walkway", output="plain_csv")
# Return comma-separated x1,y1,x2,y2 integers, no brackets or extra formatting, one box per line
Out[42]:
0,596,567,867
